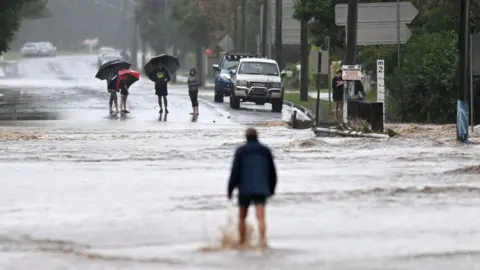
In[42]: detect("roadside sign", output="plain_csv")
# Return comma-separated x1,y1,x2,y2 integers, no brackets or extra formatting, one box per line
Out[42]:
271,0,301,45
335,2,418,25
377,60,385,123
342,65,362,80
471,34,480,75
310,50,329,75
355,23,412,45
218,35,234,52
335,2,418,46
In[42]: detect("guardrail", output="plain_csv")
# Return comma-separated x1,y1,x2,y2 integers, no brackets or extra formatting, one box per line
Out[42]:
347,100,384,132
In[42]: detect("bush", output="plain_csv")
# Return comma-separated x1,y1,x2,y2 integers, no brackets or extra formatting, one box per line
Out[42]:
387,31,458,123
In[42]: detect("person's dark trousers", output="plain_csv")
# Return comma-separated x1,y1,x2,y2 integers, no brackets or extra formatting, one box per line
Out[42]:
189,90,198,107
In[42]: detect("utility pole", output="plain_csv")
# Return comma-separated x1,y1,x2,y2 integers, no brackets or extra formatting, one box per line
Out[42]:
274,0,283,69
396,0,401,68
343,0,358,123
131,15,138,69
457,0,471,142
345,0,358,65
164,0,169,53
262,0,268,55
233,0,238,51
240,0,247,52
300,19,308,101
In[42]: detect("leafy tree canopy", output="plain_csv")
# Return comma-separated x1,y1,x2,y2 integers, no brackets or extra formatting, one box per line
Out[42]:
0,0,49,54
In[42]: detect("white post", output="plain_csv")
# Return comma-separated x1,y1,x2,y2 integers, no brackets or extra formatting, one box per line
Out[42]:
377,60,385,123
470,34,474,132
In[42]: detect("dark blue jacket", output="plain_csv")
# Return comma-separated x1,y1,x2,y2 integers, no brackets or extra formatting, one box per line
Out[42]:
228,139,277,198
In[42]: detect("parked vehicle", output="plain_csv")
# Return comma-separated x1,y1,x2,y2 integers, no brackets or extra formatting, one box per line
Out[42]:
229,57,286,113
36,42,57,57
97,53,122,68
97,47,118,66
212,52,258,103
21,42,40,57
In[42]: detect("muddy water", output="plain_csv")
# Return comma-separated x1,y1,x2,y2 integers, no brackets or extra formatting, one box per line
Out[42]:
0,124,479,270
1,55,480,269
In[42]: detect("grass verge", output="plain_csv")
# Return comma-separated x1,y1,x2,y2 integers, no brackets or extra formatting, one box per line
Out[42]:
283,90,378,122
283,92,333,121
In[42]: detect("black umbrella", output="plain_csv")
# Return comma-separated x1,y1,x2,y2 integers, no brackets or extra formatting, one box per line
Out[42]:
95,59,131,80
144,54,180,81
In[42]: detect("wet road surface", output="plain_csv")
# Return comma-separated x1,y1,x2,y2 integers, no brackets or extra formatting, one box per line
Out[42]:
1,55,480,270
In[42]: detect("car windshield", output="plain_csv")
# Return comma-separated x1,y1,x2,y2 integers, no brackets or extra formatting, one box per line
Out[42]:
221,60,239,70
24,43,36,48
237,62,279,76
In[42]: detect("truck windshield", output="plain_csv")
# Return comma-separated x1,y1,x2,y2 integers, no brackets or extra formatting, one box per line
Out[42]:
222,60,239,70
237,62,279,76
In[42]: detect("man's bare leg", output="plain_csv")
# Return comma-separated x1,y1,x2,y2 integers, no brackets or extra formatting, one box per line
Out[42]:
338,101,344,121
238,207,248,246
255,205,266,248
333,102,338,121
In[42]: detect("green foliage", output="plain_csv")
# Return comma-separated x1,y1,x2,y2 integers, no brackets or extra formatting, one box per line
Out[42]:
0,0,48,54
293,0,480,123
387,31,458,123
293,0,344,50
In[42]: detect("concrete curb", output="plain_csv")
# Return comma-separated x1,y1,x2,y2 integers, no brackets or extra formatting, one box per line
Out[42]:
283,100,315,121
312,126,390,138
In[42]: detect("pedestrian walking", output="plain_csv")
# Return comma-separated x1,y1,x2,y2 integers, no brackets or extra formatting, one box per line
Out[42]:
154,66,170,114
106,73,119,114
187,67,200,115
227,128,277,248
332,69,344,121
119,77,130,113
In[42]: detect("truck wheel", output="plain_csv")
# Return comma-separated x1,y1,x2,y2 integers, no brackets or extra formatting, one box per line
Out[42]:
214,93,224,103
230,94,240,110
271,99,283,113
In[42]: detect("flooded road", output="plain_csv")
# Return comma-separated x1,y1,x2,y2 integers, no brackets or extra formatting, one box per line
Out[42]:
1,55,480,269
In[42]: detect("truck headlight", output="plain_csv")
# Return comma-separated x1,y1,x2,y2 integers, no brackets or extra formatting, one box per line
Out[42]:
236,80,248,87
269,82,282,88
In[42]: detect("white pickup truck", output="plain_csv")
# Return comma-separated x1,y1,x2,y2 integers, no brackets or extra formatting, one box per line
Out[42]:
228,58,286,113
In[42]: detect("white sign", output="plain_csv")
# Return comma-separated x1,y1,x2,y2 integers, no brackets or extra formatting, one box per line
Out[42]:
342,65,362,80
377,60,385,123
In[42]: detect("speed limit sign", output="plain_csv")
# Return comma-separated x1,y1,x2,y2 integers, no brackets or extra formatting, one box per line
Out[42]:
342,65,362,80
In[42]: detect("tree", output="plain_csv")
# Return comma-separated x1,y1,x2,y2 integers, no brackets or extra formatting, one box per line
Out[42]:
387,31,458,122
0,0,49,54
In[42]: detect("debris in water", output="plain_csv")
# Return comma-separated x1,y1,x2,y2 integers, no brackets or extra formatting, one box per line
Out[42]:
0,130,40,141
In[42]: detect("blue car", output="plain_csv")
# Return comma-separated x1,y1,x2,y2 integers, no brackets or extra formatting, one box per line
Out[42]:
212,53,257,103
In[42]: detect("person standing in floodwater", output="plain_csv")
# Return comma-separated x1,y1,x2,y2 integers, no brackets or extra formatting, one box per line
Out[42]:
227,128,277,248
154,66,170,114
187,67,200,115
332,69,344,121
106,73,119,114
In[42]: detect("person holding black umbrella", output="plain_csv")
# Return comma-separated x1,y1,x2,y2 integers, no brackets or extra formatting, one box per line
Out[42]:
154,66,170,114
